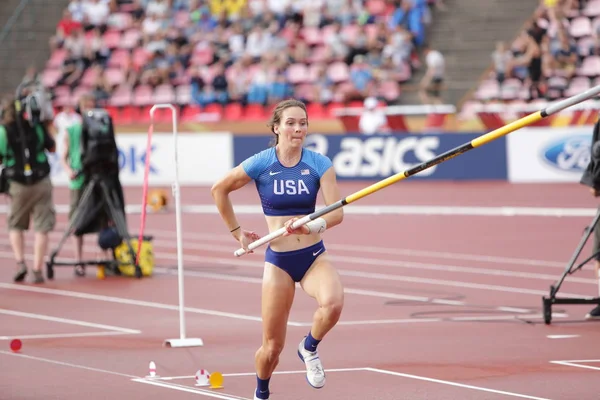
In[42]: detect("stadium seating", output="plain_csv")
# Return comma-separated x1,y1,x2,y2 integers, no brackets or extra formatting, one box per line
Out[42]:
43,0,439,123
470,0,598,107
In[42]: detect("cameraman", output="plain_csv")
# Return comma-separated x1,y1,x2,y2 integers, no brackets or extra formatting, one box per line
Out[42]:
0,95,56,284
60,93,102,277
587,187,600,320
582,119,600,320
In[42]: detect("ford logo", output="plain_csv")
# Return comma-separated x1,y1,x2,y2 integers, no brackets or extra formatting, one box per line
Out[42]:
541,135,591,172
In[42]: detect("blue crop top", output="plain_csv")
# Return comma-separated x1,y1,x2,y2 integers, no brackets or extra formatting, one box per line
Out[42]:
241,147,333,216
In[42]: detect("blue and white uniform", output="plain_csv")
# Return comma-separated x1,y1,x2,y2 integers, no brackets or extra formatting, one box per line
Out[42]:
242,146,333,282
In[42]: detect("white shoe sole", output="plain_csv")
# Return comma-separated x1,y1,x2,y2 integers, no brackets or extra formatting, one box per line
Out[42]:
297,340,326,389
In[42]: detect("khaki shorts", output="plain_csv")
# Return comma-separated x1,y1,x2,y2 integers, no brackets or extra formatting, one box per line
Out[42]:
7,175,56,233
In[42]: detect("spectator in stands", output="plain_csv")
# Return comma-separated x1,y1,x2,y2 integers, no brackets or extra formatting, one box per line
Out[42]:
86,27,111,68
90,67,114,105
49,9,82,53
82,0,111,32
312,64,335,104
492,41,513,99
226,60,250,104
269,69,293,104
56,48,86,89
44,0,440,114
247,61,271,104
211,61,230,105
549,29,578,80
511,27,544,100
67,0,86,23
325,21,350,62
419,44,445,104
359,96,390,135
64,26,88,67
146,0,170,18
382,25,413,68
346,54,374,101
345,23,370,65
246,24,274,61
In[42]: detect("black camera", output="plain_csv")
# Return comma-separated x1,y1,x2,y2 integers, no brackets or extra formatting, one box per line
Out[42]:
80,108,119,177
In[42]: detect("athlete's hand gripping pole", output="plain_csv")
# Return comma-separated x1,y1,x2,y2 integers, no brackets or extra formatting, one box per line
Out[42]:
233,84,600,257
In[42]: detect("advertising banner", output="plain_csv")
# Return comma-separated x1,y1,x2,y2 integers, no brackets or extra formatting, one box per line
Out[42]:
233,133,508,181
48,132,232,186
507,127,592,183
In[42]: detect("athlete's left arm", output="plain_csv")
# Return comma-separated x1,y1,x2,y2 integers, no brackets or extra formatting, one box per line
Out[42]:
319,166,343,229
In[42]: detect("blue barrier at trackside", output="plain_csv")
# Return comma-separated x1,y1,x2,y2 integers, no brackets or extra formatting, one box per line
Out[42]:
232,133,508,181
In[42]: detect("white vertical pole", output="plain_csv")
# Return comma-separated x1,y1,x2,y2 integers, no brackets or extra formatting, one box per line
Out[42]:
150,104,203,348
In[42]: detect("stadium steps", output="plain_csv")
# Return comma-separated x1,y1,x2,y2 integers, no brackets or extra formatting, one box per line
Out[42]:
407,0,538,107
0,0,69,95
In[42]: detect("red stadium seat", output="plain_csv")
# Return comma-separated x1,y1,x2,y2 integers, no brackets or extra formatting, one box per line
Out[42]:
244,104,266,121
132,85,154,106
103,29,122,49
569,16,592,38
153,84,176,104
109,85,133,107
224,103,243,120
46,49,67,68
287,63,310,84
44,0,450,126
583,0,600,17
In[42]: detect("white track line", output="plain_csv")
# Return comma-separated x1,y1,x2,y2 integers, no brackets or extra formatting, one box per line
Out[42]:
152,253,591,299
1,203,596,217
0,331,138,340
0,350,137,378
131,378,251,400
144,240,592,283
0,283,303,326
550,360,600,371
364,367,552,400
13,219,572,270
137,237,577,279
0,309,140,334
293,313,568,327
1,349,248,400
156,268,537,315
2,235,589,287
546,335,580,339
153,367,368,381
151,229,567,269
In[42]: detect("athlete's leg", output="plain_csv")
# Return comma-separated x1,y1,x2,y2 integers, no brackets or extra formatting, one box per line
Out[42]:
254,262,295,399
297,252,344,389
300,253,344,341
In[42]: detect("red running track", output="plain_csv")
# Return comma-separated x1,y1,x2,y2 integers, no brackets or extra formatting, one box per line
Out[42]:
1,182,600,400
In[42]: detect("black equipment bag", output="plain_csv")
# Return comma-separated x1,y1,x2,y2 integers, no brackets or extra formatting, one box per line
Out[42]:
581,118,600,190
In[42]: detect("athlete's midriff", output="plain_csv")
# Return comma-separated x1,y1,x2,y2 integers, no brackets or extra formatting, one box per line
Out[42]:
265,215,322,251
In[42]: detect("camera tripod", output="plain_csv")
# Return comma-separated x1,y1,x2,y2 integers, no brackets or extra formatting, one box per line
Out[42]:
46,173,142,279
542,206,600,324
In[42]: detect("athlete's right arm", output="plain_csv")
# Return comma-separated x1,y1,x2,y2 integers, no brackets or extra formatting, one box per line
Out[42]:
211,164,252,237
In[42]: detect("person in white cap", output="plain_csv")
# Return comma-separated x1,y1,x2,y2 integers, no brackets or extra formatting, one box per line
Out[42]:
358,97,389,135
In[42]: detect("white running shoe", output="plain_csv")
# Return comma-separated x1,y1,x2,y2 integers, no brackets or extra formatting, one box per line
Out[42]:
297,336,326,389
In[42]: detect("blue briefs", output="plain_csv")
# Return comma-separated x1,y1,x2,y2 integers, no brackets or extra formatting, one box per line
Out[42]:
265,241,326,282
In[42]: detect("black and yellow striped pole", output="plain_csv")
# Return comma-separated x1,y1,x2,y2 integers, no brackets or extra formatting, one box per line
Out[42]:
234,85,600,257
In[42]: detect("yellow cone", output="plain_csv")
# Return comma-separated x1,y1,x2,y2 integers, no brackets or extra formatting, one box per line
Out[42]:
209,371,223,389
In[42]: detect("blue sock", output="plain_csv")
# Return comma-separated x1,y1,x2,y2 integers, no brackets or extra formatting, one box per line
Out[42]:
255,375,270,399
304,331,321,352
